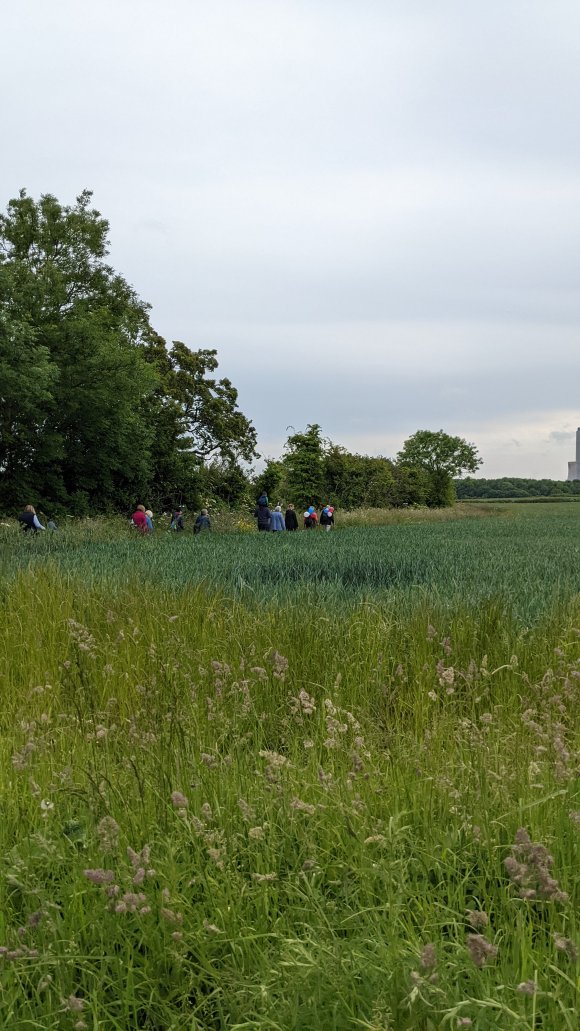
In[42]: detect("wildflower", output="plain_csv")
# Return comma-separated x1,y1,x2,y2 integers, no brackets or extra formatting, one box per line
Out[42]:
258,750,288,767
250,666,268,678
248,826,265,840
420,943,437,969
207,847,224,868
364,834,387,846
40,799,54,813
290,797,316,815
427,623,437,640
251,872,277,883
114,891,146,913
466,910,488,930
466,934,498,968
83,869,115,886
303,739,315,749
290,689,316,716
200,753,219,769
161,907,183,925
553,934,578,961
65,995,86,1012
569,810,580,828
96,816,120,852
27,911,43,929
517,980,537,996
238,799,255,822
171,791,188,809
271,651,289,680
505,827,568,902
203,920,223,934
302,859,316,871
456,1020,472,1028
428,691,437,701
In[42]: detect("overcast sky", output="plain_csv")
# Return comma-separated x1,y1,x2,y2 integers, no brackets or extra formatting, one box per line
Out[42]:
3,0,580,477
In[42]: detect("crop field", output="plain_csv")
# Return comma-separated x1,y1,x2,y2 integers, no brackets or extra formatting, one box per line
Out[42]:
0,504,579,1029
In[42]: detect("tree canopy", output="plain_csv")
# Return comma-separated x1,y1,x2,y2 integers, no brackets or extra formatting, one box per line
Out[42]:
0,189,257,513
396,430,482,506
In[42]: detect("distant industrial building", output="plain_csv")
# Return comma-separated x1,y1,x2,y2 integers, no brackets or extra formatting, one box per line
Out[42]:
567,428,580,480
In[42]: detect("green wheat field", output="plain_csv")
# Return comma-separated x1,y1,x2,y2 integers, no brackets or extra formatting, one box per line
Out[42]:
0,504,578,1030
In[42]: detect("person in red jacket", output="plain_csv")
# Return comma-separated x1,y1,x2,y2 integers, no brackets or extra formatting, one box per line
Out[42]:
131,505,148,533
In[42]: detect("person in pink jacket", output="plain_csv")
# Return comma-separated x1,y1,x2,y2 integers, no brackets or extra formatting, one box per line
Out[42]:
131,505,148,533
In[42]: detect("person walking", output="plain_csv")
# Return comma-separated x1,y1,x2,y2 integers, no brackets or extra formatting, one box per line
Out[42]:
270,505,285,532
131,505,148,533
254,494,271,532
194,509,211,533
303,506,318,529
170,508,185,531
320,505,335,532
284,504,298,531
145,510,154,532
18,505,45,533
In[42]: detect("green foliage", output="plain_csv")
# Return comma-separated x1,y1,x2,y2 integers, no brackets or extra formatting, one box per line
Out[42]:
0,505,578,1028
253,457,286,503
0,313,58,507
457,476,580,499
141,333,257,509
265,427,447,512
0,190,257,515
282,423,325,510
397,430,482,507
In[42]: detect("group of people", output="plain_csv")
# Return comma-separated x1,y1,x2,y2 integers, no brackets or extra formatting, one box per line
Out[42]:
130,505,211,534
254,495,335,532
16,499,333,537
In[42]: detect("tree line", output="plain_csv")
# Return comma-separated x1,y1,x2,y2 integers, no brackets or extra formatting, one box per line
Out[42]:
0,190,481,516
456,477,580,500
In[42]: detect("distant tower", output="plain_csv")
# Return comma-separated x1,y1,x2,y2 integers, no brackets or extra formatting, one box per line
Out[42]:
567,427,580,480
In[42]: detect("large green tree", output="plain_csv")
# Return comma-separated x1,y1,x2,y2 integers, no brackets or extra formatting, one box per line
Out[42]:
0,190,257,513
0,313,58,507
0,190,156,511
141,334,257,508
397,429,482,506
282,424,325,510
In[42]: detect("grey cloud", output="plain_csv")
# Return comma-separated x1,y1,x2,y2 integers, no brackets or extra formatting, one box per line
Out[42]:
1,0,579,478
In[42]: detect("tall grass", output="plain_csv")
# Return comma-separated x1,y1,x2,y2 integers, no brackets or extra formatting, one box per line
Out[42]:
0,508,578,1028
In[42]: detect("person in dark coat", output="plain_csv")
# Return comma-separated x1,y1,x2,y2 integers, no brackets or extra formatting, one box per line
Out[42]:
254,495,271,531
320,506,335,532
284,504,298,531
193,509,211,533
18,505,45,533
303,506,318,529
171,508,185,531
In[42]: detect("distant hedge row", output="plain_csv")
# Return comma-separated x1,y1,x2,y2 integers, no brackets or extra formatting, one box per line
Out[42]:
456,477,580,500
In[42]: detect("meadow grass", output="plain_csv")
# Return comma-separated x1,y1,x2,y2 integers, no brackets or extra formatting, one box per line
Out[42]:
0,505,578,1029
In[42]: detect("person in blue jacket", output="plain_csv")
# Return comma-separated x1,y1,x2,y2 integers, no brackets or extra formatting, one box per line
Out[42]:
254,494,271,531
270,505,285,531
